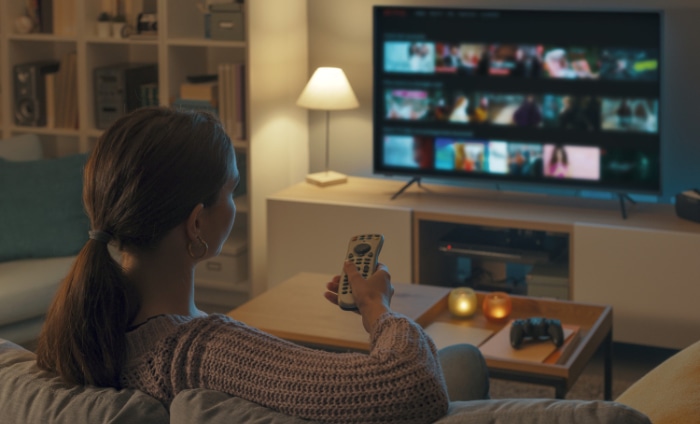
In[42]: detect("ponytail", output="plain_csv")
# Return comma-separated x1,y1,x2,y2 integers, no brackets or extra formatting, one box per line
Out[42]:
36,238,140,387
35,107,232,387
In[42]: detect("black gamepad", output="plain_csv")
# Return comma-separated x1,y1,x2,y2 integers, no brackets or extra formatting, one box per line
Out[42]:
510,317,564,349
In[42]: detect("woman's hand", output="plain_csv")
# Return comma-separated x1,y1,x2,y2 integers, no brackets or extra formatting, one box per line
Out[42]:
325,261,393,333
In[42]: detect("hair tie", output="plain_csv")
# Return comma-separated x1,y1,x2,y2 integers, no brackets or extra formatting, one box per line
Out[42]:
89,230,112,244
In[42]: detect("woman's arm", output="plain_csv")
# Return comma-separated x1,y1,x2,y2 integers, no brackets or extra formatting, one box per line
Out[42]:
149,312,449,424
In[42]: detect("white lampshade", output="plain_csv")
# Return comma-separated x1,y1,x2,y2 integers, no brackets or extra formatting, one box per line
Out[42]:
296,67,359,111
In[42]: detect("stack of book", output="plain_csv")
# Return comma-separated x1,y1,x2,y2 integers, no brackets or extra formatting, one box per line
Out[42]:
45,51,78,129
173,64,246,140
173,78,218,117
28,0,76,35
217,63,246,140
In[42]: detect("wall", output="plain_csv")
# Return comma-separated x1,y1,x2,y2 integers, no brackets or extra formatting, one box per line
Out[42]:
306,0,700,203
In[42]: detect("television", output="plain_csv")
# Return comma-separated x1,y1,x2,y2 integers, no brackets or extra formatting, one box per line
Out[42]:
373,6,662,197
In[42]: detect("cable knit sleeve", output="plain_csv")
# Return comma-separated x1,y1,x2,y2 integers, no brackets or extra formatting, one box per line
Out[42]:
123,312,449,424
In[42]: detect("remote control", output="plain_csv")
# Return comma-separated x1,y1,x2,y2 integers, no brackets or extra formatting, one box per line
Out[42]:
338,234,384,311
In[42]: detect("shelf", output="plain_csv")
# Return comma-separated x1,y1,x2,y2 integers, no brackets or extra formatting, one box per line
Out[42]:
10,126,79,136
85,37,158,46
8,34,77,42
167,38,246,48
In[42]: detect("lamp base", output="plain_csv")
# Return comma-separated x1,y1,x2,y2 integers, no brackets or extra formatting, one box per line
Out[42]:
306,170,348,187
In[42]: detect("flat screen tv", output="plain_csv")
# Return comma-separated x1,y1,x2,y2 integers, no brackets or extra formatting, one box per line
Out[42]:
373,6,662,196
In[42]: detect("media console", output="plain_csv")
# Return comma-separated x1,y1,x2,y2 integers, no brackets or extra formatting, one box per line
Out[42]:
267,177,700,349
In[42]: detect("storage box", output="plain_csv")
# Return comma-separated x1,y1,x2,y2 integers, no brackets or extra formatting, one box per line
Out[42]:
195,239,248,287
210,3,244,41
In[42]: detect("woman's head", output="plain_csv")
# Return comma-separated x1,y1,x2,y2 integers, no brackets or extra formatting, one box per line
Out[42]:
550,145,568,165
86,107,236,252
37,107,236,387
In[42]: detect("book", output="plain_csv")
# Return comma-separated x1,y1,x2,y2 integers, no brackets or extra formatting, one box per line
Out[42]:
39,0,53,33
173,98,218,117
218,63,227,133
424,322,494,350
180,81,218,105
44,72,56,128
53,51,77,128
52,0,75,36
140,83,158,107
478,320,580,364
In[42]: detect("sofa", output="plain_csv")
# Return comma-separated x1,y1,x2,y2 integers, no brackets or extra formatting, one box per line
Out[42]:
0,338,660,424
0,134,85,344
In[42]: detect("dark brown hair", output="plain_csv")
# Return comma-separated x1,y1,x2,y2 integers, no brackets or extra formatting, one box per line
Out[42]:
36,107,234,387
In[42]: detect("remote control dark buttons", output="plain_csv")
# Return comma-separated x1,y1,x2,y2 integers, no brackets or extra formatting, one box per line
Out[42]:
354,243,371,255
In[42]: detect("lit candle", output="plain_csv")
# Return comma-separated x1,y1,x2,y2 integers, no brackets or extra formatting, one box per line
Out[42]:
448,287,478,318
482,291,512,323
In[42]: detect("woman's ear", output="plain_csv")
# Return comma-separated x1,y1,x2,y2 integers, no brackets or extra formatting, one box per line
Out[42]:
186,203,205,241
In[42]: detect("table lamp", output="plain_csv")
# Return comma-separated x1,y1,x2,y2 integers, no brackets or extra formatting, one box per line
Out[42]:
297,67,359,187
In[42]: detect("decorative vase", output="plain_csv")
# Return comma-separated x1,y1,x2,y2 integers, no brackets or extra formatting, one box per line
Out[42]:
96,21,111,38
112,22,126,38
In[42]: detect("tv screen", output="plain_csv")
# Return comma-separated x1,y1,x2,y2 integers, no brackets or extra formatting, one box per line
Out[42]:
373,7,662,194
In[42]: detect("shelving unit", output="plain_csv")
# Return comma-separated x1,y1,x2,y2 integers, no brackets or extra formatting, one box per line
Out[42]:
0,0,310,310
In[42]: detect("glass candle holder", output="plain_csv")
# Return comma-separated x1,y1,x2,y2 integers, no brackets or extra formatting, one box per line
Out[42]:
482,291,512,323
448,287,478,318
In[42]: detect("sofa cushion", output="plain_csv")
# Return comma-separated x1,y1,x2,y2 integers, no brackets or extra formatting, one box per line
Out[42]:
0,338,169,424
0,153,89,262
0,133,42,161
170,389,650,424
435,398,651,424
170,389,315,424
616,339,700,424
0,256,74,326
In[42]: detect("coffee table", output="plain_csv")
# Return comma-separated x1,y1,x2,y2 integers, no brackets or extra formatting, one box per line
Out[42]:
227,272,613,400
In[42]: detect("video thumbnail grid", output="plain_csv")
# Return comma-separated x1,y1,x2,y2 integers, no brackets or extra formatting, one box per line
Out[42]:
385,88,659,134
384,41,659,81
383,135,658,184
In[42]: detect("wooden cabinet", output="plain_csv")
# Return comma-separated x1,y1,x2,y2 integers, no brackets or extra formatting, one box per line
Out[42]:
0,0,309,311
267,177,700,349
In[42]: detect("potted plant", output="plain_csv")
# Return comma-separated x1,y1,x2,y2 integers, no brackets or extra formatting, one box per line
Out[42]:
111,14,127,38
96,12,111,38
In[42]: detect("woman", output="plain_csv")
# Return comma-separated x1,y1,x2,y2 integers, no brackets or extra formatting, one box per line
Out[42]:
547,145,570,178
35,107,476,423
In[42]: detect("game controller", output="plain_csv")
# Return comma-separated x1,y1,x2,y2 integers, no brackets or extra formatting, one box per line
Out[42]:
510,317,564,349
338,234,384,311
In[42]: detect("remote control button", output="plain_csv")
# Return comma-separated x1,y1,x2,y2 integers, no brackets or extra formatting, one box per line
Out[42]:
354,243,371,255
363,265,369,273
368,252,373,257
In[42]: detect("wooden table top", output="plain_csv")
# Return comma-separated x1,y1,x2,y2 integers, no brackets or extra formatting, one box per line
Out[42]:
228,272,612,384
228,272,451,351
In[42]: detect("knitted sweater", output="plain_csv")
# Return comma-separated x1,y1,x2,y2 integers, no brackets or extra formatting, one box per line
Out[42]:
120,312,449,424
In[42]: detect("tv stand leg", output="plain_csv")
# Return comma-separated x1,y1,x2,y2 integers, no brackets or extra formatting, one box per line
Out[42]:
391,177,422,200
618,193,637,220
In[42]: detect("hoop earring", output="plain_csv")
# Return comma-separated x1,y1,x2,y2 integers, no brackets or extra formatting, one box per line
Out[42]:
188,236,209,259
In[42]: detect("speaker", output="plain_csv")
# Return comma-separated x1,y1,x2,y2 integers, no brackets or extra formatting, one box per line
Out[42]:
13,61,60,127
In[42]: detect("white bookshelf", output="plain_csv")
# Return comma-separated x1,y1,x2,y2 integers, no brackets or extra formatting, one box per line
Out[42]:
0,0,309,308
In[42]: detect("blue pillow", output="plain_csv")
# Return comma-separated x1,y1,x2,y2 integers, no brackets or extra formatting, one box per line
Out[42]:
0,154,89,262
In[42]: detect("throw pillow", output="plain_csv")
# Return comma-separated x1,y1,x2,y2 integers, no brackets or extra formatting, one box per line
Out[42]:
0,154,89,262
